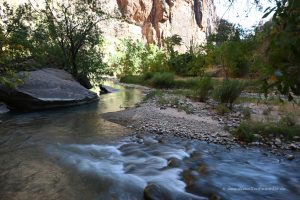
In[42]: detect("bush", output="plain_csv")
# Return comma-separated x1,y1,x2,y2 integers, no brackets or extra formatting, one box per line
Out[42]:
233,121,300,143
215,104,231,115
279,114,296,127
150,72,175,88
241,107,251,120
213,79,244,108
142,71,155,80
233,122,256,143
196,76,213,102
120,75,144,85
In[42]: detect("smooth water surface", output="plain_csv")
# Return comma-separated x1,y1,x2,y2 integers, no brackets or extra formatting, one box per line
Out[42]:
0,86,299,200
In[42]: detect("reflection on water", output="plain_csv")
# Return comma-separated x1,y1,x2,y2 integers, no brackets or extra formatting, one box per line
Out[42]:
0,86,300,200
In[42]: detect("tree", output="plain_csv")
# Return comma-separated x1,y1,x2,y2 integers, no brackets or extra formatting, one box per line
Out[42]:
260,0,300,99
228,0,300,99
208,19,237,45
38,0,108,80
0,2,33,87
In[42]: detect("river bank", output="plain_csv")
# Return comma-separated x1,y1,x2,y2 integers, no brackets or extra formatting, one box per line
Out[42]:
1,84,300,200
102,85,300,158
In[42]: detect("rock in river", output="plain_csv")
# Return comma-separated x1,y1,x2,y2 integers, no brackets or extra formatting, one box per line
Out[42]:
0,68,98,110
144,183,207,200
0,102,10,114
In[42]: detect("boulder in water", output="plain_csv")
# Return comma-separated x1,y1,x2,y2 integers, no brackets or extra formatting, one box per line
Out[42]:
99,85,119,95
0,68,98,110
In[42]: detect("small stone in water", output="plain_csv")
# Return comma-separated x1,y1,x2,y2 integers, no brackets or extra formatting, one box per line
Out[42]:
286,154,295,161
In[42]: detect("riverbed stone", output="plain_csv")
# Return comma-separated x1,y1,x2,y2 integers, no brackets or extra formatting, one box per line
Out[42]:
286,154,295,161
274,138,282,146
144,183,207,200
293,136,300,141
0,68,98,110
144,184,171,200
0,102,10,114
99,85,119,95
167,157,182,168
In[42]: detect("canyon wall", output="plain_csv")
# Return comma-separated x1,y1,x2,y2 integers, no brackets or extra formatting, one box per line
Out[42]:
100,0,217,52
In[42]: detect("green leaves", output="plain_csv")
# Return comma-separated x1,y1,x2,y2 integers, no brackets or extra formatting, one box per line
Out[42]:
261,0,300,100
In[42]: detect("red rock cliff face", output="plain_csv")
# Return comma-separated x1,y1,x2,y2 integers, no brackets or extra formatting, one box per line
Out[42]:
100,0,216,52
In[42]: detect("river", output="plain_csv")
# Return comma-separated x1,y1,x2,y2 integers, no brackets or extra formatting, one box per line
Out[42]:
0,86,299,200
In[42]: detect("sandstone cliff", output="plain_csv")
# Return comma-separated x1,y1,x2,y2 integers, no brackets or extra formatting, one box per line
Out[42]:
100,0,217,52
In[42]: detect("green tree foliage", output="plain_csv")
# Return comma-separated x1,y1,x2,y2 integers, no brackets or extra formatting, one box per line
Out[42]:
0,0,108,87
208,19,238,46
207,19,257,78
40,0,108,80
261,0,300,99
111,39,168,76
0,2,33,86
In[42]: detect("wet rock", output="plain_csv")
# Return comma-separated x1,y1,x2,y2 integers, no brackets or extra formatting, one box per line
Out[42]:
0,68,98,110
183,170,199,187
144,184,171,200
144,183,207,200
190,152,202,160
0,102,10,114
167,157,182,168
286,154,295,161
99,85,119,95
186,179,222,200
143,137,158,145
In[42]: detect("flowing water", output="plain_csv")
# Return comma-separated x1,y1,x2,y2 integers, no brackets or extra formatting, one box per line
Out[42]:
0,86,299,200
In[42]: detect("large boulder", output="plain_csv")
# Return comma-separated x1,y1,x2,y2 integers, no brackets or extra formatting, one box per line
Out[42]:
0,68,98,110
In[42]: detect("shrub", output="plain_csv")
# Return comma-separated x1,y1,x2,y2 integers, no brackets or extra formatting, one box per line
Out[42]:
120,75,144,85
196,76,213,102
142,71,155,80
279,114,296,127
233,121,300,143
215,104,231,115
233,122,256,143
150,72,175,88
241,107,251,120
213,79,244,108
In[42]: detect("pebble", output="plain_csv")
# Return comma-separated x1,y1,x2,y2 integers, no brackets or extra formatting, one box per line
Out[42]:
274,138,282,146
125,93,300,154
293,136,300,140
250,142,260,146
288,143,298,150
286,154,295,161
